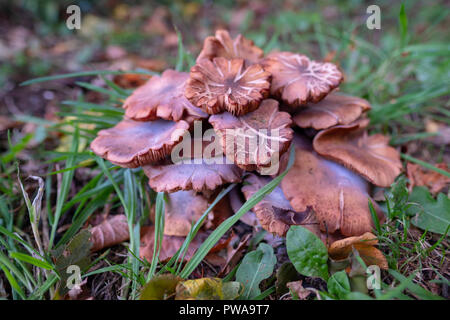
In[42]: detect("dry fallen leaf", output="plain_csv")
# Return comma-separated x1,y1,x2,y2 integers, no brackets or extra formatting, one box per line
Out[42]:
328,232,388,269
90,214,130,252
406,162,450,195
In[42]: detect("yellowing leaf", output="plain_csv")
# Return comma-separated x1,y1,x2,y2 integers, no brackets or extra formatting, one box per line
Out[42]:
175,278,242,300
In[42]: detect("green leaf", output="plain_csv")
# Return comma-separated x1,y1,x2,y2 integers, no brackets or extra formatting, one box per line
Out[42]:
140,274,182,300
52,229,92,296
275,262,300,295
327,271,351,299
286,225,329,281
236,243,277,299
398,3,408,46
9,252,53,270
407,186,450,235
175,277,243,300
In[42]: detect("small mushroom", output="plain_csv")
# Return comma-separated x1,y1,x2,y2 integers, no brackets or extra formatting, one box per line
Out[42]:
123,69,208,122
90,118,189,168
293,93,371,130
241,174,313,237
281,134,384,237
263,51,343,107
196,29,264,65
185,57,271,115
161,190,209,237
209,99,293,174
312,119,402,187
143,138,243,193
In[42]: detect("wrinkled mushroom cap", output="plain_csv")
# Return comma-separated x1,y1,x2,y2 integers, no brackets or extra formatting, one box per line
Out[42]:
209,99,293,174
185,57,271,115
241,174,313,236
293,93,371,130
313,119,402,187
143,138,243,193
263,51,343,107
90,118,189,168
281,134,384,236
197,29,264,65
123,69,208,122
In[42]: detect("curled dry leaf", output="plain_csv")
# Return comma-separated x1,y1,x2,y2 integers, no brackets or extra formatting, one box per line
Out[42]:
406,162,450,195
90,214,130,252
241,174,312,237
209,99,293,174
313,119,402,187
140,226,208,263
123,69,208,122
263,51,343,107
90,118,189,168
281,134,384,237
143,138,243,193
328,232,388,270
196,29,264,65
162,191,209,237
185,57,271,115
293,93,371,130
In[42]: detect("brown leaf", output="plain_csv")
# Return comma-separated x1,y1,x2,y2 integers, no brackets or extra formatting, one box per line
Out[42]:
406,162,450,195
328,232,388,269
185,57,271,115
90,214,130,252
140,226,208,263
263,51,343,107
293,93,371,130
161,191,209,237
209,99,293,174
312,119,402,187
196,29,264,66
281,134,385,237
123,69,208,122
90,118,189,168
286,280,314,300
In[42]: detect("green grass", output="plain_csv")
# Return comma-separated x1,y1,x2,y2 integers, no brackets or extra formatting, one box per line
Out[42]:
0,0,448,300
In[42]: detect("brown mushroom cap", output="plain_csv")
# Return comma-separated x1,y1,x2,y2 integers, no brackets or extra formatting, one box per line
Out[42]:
185,57,271,115
241,174,313,237
90,118,189,168
123,69,208,122
143,138,243,193
293,93,371,130
263,51,343,107
162,190,209,237
196,29,264,65
209,99,293,174
312,119,402,187
281,134,384,237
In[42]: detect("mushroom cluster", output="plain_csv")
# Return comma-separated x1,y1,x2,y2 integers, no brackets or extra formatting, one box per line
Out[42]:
91,30,402,252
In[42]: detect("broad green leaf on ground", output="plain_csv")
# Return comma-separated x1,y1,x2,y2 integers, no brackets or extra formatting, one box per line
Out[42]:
52,229,92,296
140,274,182,300
175,278,242,300
327,270,351,299
236,243,276,299
286,225,329,281
407,186,450,235
275,262,300,295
